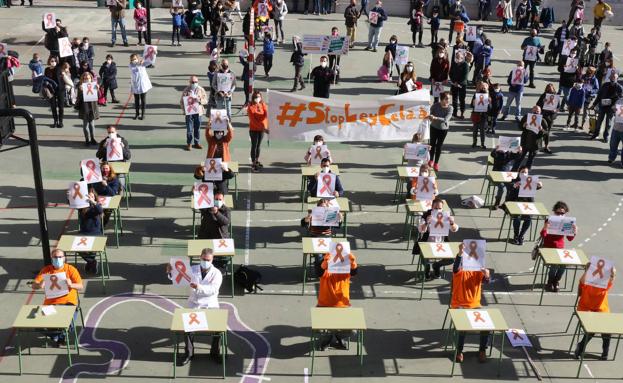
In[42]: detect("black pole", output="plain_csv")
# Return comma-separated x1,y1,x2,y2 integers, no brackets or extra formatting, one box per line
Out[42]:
0,108,51,265
145,0,152,45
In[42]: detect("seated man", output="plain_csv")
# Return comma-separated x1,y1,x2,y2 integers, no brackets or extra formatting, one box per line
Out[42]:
166,248,223,365
301,199,344,276
451,243,491,363
96,125,132,162
198,192,230,268
306,157,344,198
194,163,235,195
31,249,84,347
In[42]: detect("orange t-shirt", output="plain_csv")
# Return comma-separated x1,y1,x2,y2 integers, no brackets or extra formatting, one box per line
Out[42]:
577,281,612,313
451,270,484,309
247,102,268,131
34,264,82,306
317,253,358,308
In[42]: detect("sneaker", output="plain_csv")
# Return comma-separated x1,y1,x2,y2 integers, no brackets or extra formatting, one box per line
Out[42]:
514,116,520,122
600,351,608,360
192,143,203,149
123,41,129,47
499,115,507,121
455,352,464,363
364,46,371,51
372,48,377,52
411,44,416,48
607,159,615,164
573,345,581,359
479,351,487,363
543,147,552,154
89,138,97,145
433,163,439,172
552,281,560,292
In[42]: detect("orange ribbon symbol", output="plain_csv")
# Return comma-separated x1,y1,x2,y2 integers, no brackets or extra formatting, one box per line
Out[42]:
84,160,99,182
188,313,200,325
468,241,479,259
218,239,228,248
546,94,556,105
108,139,121,158
144,46,156,62
434,212,444,228
314,146,322,159
592,259,606,278
424,200,432,209
86,83,94,95
174,260,192,284
78,237,88,246
477,94,485,105
186,97,196,113
72,183,83,199
319,174,333,195
562,250,573,259
48,275,62,290
505,172,514,180
409,167,418,175
434,83,442,92
523,176,533,190
522,203,533,211
473,311,485,322
435,243,446,253
420,177,430,193
207,159,217,173
316,238,327,247
196,184,211,206
332,243,345,263
213,110,224,124
529,114,538,127
513,69,523,83
511,329,524,340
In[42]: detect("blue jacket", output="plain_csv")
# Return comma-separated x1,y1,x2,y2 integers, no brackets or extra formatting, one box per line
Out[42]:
263,39,275,55
79,204,103,235
93,177,121,197
430,15,440,30
28,59,43,76
370,6,388,28
507,68,529,93
582,75,599,98
172,12,183,27
477,45,493,67
567,86,585,109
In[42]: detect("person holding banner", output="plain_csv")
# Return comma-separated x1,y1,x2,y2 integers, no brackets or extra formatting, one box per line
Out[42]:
573,261,616,359
384,35,401,78
180,75,209,151
247,90,269,172
541,201,578,292
429,92,453,171
505,166,543,245
206,121,234,162
199,192,231,240
301,199,343,276
307,158,344,198
557,48,580,113
194,163,234,194
304,135,332,164
108,0,129,48
93,162,120,225
32,249,83,347
516,105,544,169
501,61,529,122
96,125,132,162
78,189,104,274
447,0,466,43
451,242,491,363
166,248,223,365
76,72,100,146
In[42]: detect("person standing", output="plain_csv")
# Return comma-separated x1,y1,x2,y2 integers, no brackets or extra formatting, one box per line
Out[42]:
428,92,453,171
290,40,306,92
591,71,623,142
344,0,360,49
408,3,425,47
76,72,100,146
180,75,208,151
450,51,468,119
129,53,152,120
608,107,623,167
262,33,275,78
447,0,466,43
247,91,269,172
428,10,440,47
470,82,490,149
501,0,513,33
364,1,387,52
360,0,369,17
397,61,421,94
99,54,119,105
166,248,223,366
430,47,450,103
43,56,65,128
516,105,545,169
109,0,129,48
133,1,148,45
42,18,68,62
211,59,236,119
206,121,234,161
520,29,542,88
501,61,529,122
310,56,334,98
273,0,288,44
593,0,612,31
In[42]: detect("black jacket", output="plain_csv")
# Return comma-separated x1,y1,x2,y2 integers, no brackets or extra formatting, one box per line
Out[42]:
311,66,334,98
96,134,132,161
199,206,230,239
99,62,118,89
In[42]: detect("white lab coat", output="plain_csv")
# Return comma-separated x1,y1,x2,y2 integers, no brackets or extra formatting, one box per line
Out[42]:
187,264,222,309
129,64,152,94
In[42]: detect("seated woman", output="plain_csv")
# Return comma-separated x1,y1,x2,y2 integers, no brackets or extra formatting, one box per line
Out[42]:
92,161,120,225
304,135,332,165
301,199,344,277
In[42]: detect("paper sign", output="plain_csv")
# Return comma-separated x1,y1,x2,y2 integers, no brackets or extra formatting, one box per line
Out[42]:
405,79,417,92
182,311,209,332
524,46,538,62
67,181,89,208
605,68,619,83
427,242,454,258
183,96,200,116
501,171,518,182
43,272,69,299
404,143,429,162
465,25,477,41
461,239,486,271
216,72,234,92
43,12,56,29
547,216,576,236
556,249,582,265
311,206,340,227
172,0,183,7
542,94,560,112
518,174,539,198
309,144,330,165
466,310,494,329
204,158,223,181
428,210,450,237
328,36,350,56
328,241,351,274
432,82,444,98
564,57,578,73
58,37,72,58
106,136,124,161
416,176,436,201
143,44,158,66
97,196,111,208
474,93,489,112
106,0,118,5
316,172,336,198
615,104,623,123
395,45,409,65
301,34,330,54
169,257,193,287
517,202,537,214
561,39,576,56
498,136,521,153
405,166,420,177
415,199,433,211
506,329,533,347
71,236,95,251
311,237,331,252
257,2,269,17
526,113,542,134
212,238,235,254
42,305,57,316
81,82,98,102
81,158,102,183
210,109,228,131
369,11,379,24
193,182,214,209
0,43,7,58
454,48,466,62
511,68,525,85
585,256,614,289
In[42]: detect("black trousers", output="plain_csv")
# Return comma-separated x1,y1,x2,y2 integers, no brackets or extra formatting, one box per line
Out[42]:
451,85,466,114
134,92,146,117
49,94,65,124
526,60,535,85
264,54,273,75
184,333,221,357
429,128,448,164
249,130,264,163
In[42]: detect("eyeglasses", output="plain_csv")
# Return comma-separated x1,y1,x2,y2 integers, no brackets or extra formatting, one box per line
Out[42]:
554,210,566,215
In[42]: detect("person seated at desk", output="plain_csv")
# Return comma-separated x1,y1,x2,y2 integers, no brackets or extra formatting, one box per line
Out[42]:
408,163,438,200
573,262,616,360
540,201,577,292
96,125,132,162
194,162,234,195
31,249,83,347
489,144,522,210
92,161,121,225
316,248,358,350
505,165,542,246
304,135,332,165
413,197,459,280
451,243,491,364
306,157,344,198
199,192,230,268
77,189,104,274
301,199,344,277
166,248,223,366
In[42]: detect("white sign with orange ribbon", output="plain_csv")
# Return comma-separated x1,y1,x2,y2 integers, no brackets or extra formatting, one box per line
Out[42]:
182,311,209,332
43,272,69,299
80,158,103,184
561,39,576,56
461,239,486,271
58,37,72,58
106,135,124,161
143,44,158,67
518,174,539,198
517,202,537,214
506,328,533,347
585,256,614,289
416,176,435,201
404,143,429,162
67,181,89,208
428,209,450,237
210,109,229,131
405,166,420,177
510,67,526,86
556,249,582,264
328,241,351,274
183,96,200,116
426,242,454,258
193,182,214,209
547,216,576,236
311,237,331,252
501,171,518,182
81,81,98,102
203,158,223,181
71,236,95,251
432,82,444,98
466,310,494,329
564,57,578,73
524,46,538,62
97,196,112,208
309,144,330,165
43,12,56,29
526,113,542,134
169,257,193,287
498,136,521,153
316,172,336,198
615,104,623,123
465,25,477,42
542,94,560,112
473,93,489,112
212,238,235,254
369,11,379,24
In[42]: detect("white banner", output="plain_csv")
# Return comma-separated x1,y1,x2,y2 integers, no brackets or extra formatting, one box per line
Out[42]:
267,90,430,141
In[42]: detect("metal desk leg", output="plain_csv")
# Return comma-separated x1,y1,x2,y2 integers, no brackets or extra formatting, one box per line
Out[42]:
503,215,513,251
480,175,488,194
192,210,196,239
302,253,308,295
613,334,621,361
230,258,235,298
419,255,425,301
300,176,305,203
576,327,587,378
126,173,132,198
392,178,400,203
221,331,226,378
497,212,507,240
569,321,581,353
403,209,410,240
450,326,458,377
531,256,542,290
406,213,414,250
234,173,238,200
343,213,348,238
359,330,364,374
173,333,177,379
72,320,80,355
497,331,505,376
310,331,316,376
539,265,549,305
65,329,72,366
99,252,106,288
113,209,119,248
16,329,22,375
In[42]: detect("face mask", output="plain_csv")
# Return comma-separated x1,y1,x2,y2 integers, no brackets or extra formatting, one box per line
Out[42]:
109,132,117,139
200,260,212,269
321,166,330,173
575,83,582,89
191,82,198,89
320,62,328,68
390,40,396,44
106,60,112,65
421,171,429,177
438,54,444,58
494,88,500,93
131,60,138,65
215,132,224,140
406,66,413,72
254,97,261,103
83,43,89,49
221,65,228,70
214,199,224,208
315,140,324,146
52,258,64,269
50,62,57,67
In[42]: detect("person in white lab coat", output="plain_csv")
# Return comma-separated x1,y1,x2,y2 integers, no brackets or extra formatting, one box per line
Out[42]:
166,248,223,366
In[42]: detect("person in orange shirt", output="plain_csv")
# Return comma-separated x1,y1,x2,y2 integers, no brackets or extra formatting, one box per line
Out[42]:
247,90,268,172
451,243,491,363
573,262,616,360
205,120,234,162
316,249,358,350
31,249,83,347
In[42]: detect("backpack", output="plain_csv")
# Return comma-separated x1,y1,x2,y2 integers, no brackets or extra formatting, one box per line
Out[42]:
234,265,263,293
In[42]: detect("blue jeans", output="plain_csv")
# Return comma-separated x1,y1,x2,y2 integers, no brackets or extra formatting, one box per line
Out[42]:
367,25,382,49
609,129,623,164
313,0,321,13
595,107,614,140
111,17,128,44
185,114,202,145
558,86,571,110
216,96,232,119
503,91,522,119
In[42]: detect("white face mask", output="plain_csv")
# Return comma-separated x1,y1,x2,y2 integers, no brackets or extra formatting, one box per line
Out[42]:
406,66,414,72
50,62,57,67
214,199,224,208
108,132,117,139
315,140,324,146
254,97,261,103
131,60,138,65
421,171,429,177
390,40,396,44
83,43,89,49
321,166,330,173
200,260,212,269
320,61,328,68
191,82,199,89
574,83,582,89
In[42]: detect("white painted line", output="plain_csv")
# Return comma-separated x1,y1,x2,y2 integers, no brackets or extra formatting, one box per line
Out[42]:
303,368,309,383
503,49,511,57
235,373,272,381
583,363,594,378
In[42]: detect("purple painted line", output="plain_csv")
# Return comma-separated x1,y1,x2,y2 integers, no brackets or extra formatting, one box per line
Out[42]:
58,293,271,383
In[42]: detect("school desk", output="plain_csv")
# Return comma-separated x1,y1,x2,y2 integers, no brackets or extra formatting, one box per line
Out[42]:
569,312,623,378
57,235,109,288
532,247,588,305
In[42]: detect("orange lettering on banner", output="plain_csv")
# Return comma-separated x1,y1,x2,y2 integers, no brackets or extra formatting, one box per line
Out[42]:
305,102,325,124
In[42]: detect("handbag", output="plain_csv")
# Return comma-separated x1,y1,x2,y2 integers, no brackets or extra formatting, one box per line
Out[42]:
531,236,544,260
